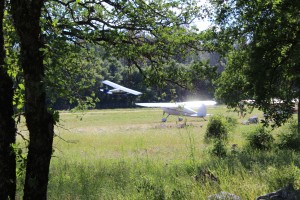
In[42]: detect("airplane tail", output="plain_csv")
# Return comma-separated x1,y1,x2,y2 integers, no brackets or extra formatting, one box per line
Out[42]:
100,88,112,94
197,104,207,117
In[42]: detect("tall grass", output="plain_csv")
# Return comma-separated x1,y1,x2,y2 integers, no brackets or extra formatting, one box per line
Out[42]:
16,107,300,199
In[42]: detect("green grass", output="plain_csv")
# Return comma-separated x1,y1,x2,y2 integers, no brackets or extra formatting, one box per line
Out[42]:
16,106,300,199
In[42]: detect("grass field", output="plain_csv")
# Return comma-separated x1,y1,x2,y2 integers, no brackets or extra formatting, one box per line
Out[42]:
16,106,300,199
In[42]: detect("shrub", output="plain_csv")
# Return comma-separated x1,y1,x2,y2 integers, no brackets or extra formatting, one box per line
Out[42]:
205,115,229,141
225,116,238,131
246,126,274,150
210,139,227,158
267,164,300,190
277,120,300,151
136,176,166,200
171,188,187,200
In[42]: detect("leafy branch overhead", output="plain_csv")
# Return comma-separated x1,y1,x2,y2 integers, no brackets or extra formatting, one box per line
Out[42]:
44,0,206,83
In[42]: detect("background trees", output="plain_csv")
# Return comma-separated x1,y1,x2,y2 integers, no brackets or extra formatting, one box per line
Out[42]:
210,0,300,127
42,0,218,110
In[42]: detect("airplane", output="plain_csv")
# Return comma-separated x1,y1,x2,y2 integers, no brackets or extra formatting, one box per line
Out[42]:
100,80,142,95
136,100,217,122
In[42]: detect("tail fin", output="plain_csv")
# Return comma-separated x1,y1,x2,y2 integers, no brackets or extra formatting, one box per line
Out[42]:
197,104,207,117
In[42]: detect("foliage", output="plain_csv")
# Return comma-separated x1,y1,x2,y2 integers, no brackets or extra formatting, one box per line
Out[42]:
214,48,252,107
45,0,205,89
267,164,300,191
246,126,274,150
188,60,218,96
277,120,300,151
135,175,166,200
40,0,217,110
205,115,231,141
3,8,24,112
207,116,234,157
209,0,300,127
224,116,238,131
44,41,103,110
210,139,227,158
11,143,27,178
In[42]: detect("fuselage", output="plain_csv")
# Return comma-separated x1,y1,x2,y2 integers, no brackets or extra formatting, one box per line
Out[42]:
162,107,197,116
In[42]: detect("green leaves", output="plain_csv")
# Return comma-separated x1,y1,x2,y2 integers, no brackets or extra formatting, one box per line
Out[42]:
45,0,204,86
11,143,27,178
44,40,103,110
215,48,251,106
210,0,300,127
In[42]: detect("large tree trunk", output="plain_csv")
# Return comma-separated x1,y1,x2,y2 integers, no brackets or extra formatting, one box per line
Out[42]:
11,0,54,199
0,0,17,199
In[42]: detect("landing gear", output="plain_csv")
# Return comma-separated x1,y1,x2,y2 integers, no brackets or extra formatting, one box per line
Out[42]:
161,111,170,122
161,114,170,122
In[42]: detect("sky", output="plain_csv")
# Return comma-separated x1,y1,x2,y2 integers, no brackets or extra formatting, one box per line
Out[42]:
192,0,212,31
194,18,211,31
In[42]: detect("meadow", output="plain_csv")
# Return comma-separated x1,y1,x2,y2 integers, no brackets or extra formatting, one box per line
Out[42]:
17,105,300,199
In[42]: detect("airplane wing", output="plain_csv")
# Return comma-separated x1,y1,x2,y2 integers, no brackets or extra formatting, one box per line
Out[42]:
102,80,142,95
178,101,217,107
135,102,178,108
136,100,216,108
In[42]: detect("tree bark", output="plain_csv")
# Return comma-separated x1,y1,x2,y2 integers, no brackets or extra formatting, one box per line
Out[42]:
0,0,17,199
11,0,54,199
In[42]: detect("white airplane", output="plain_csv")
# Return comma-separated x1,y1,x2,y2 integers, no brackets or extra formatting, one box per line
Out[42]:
100,80,142,95
136,100,217,122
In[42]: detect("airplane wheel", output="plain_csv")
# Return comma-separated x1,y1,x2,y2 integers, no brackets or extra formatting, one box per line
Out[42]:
162,118,167,122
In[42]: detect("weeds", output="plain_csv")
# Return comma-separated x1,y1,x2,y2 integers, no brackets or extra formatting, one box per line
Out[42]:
246,126,274,150
15,108,300,199
277,120,300,151
210,139,227,158
267,164,300,191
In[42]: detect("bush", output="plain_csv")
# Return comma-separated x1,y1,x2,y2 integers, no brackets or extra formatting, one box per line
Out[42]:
205,115,229,141
210,139,227,158
277,120,300,151
136,176,166,200
246,126,274,150
225,116,238,131
267,164,300,190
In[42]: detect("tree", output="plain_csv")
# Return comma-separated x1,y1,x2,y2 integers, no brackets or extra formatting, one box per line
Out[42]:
11,0,55,199
7,0,204,198
215,46,252,107
0,0,16,199
44,41,103,110
209,0,300,127
46,0,204,86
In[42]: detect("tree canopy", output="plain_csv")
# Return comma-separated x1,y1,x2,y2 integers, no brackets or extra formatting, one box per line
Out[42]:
44,0,208,85
210,0,300,127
